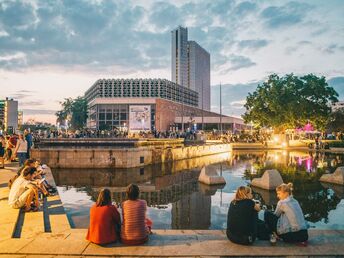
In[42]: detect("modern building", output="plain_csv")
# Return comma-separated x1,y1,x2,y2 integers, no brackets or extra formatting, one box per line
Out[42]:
332,101,344,112
171,26,211,110
0,98,18,133
85,78,245,132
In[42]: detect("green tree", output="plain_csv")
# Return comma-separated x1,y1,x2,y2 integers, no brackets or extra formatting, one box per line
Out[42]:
56,97,88,130
243,74,339,132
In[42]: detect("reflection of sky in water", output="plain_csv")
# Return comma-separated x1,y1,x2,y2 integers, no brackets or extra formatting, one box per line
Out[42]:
56,152,344,230
308,200,344,229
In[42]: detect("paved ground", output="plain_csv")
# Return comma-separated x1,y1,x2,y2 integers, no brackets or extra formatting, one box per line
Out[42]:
1,162,344,257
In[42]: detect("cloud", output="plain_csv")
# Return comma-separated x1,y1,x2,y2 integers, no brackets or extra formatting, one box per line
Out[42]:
328,76,344,98
237,39,269,50
221,55,256,72
22,109,56,115
20,101,44,107
211,82,260,115
261,2,313,28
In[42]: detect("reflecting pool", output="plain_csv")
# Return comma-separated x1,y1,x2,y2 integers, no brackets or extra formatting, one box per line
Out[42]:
52,150,344,230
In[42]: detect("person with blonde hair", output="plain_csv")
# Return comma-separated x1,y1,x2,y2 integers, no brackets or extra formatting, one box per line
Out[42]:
264,183,308,245
226,186,261,245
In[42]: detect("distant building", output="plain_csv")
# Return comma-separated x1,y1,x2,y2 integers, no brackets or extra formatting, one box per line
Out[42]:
332,101,344,112
84,78,244,131
0,98,18,133
171,26,211,111
18,111,23,129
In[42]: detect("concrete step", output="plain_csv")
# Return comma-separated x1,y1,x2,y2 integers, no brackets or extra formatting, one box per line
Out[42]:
45,194,71,234
0,200,20,241
19,202,45,239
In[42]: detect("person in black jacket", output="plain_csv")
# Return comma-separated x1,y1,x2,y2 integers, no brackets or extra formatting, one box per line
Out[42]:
227,186,261,245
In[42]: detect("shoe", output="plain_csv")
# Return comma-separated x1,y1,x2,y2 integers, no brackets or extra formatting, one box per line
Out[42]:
270,234,277,245
296,241,308,247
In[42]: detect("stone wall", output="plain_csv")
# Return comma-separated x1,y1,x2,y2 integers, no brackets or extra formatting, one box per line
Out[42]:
31,143,230,169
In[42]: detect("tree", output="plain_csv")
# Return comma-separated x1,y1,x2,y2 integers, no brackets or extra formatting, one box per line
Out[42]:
56,97,88,130
327,109,344,132
243,74,339,132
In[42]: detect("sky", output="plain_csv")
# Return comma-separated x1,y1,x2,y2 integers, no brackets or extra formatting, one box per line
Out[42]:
0,0,344,124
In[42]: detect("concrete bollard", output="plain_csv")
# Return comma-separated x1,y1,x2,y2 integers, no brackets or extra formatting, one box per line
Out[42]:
250,169,283,190
320,167,344,185
198,166,226,185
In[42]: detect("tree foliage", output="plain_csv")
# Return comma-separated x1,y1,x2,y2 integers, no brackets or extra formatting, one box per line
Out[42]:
243,74,339,131
55,97,87,130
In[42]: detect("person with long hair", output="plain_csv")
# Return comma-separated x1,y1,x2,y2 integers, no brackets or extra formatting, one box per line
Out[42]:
86,188,121,245
121,184,152,245
226,186,261,245
264,183,308,245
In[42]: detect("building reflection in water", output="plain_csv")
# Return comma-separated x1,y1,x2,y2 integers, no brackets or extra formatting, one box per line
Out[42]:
53,151,344,230
53,153,229,229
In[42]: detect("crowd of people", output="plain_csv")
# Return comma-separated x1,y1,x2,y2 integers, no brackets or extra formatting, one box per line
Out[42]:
8,159,57,212
0,129,33,168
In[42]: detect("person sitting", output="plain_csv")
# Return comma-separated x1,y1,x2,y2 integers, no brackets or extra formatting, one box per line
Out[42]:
226,186,261,245
121,184,152,245
264,183,308,244
86,189,121,245
8,167,39,212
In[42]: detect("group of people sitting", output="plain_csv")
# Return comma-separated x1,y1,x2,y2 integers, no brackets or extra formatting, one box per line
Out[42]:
8,159,56,212
87,182,308,247
227,183,308,246
87,184,152,245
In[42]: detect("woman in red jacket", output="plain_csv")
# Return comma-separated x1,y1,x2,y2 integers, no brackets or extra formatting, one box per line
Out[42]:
86,188,121,245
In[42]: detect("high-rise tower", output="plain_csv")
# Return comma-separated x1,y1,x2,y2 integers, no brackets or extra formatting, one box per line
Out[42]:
171,26,210,110
171,26,188,88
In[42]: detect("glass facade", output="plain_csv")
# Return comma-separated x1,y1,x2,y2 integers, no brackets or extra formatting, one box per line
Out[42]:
93,104,156,130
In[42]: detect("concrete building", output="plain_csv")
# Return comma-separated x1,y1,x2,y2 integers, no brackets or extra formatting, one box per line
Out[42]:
171,26,211,110
0,98,18,133
332,101,344,112
85,78,245,131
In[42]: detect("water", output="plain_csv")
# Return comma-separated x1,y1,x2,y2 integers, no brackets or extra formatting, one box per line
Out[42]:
52,150,344,230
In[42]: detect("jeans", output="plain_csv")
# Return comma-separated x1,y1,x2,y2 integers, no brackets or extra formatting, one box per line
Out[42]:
264,210,308,242
17,152,27,167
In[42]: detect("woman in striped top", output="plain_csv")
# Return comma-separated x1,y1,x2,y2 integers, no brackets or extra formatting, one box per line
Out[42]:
121,184,152,245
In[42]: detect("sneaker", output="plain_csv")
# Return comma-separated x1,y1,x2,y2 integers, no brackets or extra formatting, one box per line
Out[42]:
270,234,277,245
296,241,308,247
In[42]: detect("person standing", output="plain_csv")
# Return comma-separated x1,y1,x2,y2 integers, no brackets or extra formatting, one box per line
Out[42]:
86,189,121,245
0,135,5,168
24,129,33,159
14,134,28,167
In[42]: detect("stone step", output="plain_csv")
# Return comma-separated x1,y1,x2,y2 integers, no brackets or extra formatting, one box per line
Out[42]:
45,194,71,234
19,203,45,239
0,200,20,241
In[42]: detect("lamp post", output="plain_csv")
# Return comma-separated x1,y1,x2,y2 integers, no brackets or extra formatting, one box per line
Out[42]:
202,80,204,131
181,78,184,132
220,82,222,134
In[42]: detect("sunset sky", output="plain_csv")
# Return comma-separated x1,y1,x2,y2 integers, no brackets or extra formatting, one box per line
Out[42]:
0,0,343,124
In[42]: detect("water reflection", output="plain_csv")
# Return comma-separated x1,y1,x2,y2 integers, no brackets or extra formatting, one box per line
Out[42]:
53,151,344,230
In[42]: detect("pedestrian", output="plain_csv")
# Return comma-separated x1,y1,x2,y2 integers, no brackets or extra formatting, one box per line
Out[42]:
14,134,28,167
